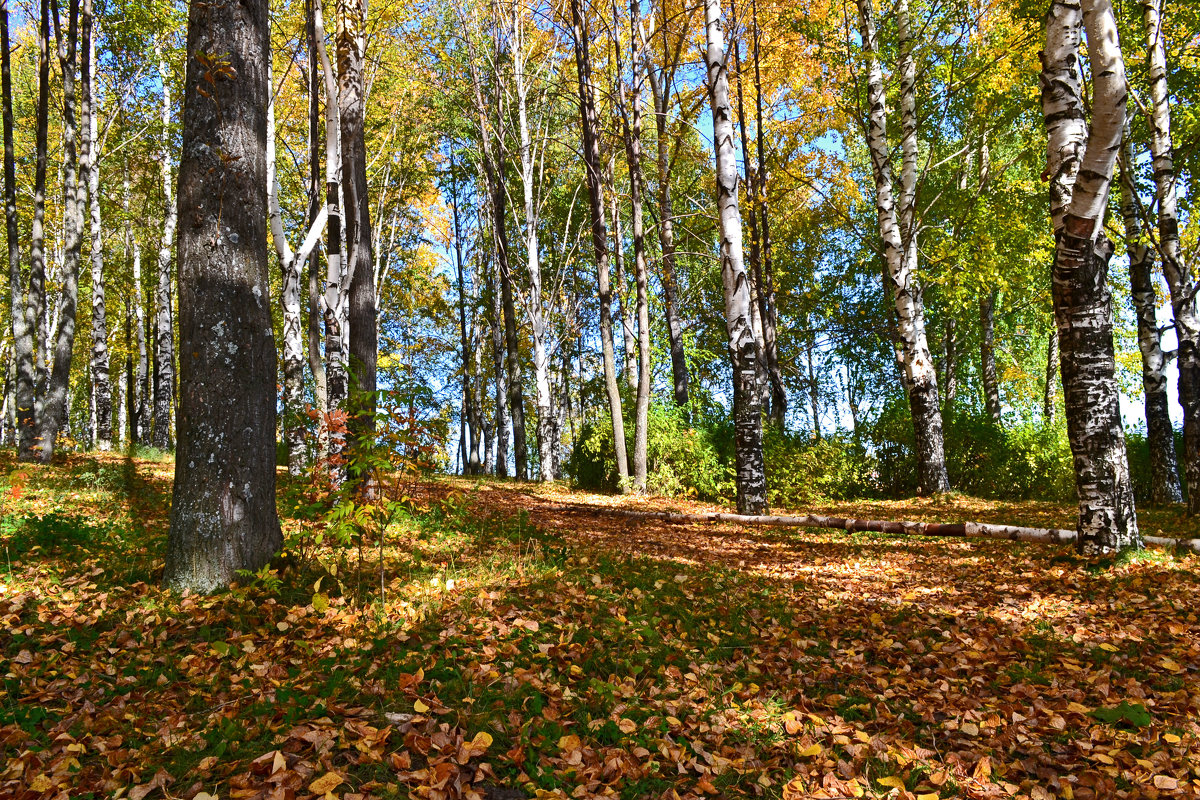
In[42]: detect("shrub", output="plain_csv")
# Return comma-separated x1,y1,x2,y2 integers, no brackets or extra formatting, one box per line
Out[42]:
763,429,875,507
565,402,732,500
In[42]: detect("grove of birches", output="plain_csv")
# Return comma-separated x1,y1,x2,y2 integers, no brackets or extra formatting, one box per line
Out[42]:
1,0,1198,591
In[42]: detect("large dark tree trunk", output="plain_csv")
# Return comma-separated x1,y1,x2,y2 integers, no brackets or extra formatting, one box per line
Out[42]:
337,0,376,450
165,0,281,592
1041,0,1139,553
569,0,629,485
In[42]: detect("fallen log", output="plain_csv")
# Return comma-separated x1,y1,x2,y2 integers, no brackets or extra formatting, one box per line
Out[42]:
584,507,1200,554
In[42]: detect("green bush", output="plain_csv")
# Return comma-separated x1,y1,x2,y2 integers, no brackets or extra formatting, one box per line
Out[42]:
866,400,1075,501
1125,429,1190,506
565,402,732,500
763,429,874,507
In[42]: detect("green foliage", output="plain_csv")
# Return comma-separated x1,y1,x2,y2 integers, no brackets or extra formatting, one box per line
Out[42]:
1089,701,1152,729
763,429,874,507
565,402,732,500
869,401,1076,500
0,511,116,558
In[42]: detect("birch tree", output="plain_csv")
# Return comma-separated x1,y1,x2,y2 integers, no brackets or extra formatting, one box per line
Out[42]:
165,0,281,592
568,0,629,487
1119,131,1181,505
268,61,327,477
2,0,35,461
612,0,650,492
38,0,85,462
1040,0,1139,552
705,0,766,514
84,0,110,451
337,0,378,447
1140,0,1198,513
151,48,177,451
856,0,949,493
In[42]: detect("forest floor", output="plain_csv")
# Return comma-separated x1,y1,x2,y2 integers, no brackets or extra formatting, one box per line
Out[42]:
2,451,1199,800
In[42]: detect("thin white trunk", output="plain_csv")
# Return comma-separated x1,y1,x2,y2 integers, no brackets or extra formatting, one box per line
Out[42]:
858,0,948,493
150,48,176,451
1141,0,1199,513
705,0,766,514
313,0,348,470
85,14,109,450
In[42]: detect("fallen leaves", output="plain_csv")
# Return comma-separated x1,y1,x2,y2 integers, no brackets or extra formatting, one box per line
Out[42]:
2,455,1200,800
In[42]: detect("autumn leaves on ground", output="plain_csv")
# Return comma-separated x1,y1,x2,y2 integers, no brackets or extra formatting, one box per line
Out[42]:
2,453,1199,800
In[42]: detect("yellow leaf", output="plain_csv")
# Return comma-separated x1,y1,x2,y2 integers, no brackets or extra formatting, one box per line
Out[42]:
1099,643,1118,652
558,734,581,751
28,775,54,793
1163,733,1181,744
618,718,637,734
308,772,343,794
1067,702,1091,714
194,794,218,800
797,743,823,757
877,775,906,789
471,731,493,750
917,793,940,800
666,716,681,727
1159,657,1183,672
413,699,430,713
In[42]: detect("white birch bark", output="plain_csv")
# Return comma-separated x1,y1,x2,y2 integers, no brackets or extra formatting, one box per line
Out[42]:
39,0,85,461
268,65,328,477
509,4,556,481
705,0,766,514
85,12,110,450
1041,0,1139,553
1141,0,1199,513
150,47,176,451
858,0,948,493
313,0,349,472
1119,131,1181,504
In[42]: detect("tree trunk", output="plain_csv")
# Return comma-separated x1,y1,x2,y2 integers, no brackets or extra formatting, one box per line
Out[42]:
615,0,650,492
165,0,281,592
569,0,630,487
980,290,1001,423
20,0,50,461
806,332,820,439
607,160,637,392
751,0,783,424
858,0,949,493
151,50,177,451
1120,132,1181,505
1140,0,1198,513
450,149,479,475
305,0,327,455
268,60,326,478
2,0,34,460
1041,0,1140,553
39,0,84,462
705,0,767,515
337,0,377,450
83,3,110,451
313,0,348,474
1044,330,1058,423
645,62,689,411
511,15,549,480
943,313,957,419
